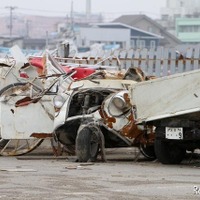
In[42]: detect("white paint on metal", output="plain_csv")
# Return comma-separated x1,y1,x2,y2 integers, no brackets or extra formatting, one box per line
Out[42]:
131,69,200,123
9,45,28,71
0,96,54,139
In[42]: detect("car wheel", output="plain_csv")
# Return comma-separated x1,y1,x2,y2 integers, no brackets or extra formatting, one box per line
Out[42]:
76,126,100,162
139,143,156,160
154,138,186,164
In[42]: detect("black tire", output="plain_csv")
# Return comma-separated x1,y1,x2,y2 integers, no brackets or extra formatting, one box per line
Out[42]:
154,138,186,164
76,126,100,162
0,139,9,148
139,144,156,160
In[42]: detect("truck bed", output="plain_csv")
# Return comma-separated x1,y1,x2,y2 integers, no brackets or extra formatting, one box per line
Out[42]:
131,69,200,123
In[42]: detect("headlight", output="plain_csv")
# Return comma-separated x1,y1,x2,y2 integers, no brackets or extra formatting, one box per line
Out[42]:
112,95,126,109
53,95,65,109
106,91,132,117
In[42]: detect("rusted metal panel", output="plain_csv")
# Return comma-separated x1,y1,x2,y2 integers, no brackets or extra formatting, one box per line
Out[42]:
30,133,53,138
99,90,140,141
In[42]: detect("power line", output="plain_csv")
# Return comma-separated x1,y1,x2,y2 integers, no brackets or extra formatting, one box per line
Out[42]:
19,7,68,14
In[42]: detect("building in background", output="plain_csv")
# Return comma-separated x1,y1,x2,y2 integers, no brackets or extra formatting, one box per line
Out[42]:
176,18,200,44
0,0,102,51
1,0,193,52
0,36,23,48
76,22,163,51
113,14,181,48
158,0,200,35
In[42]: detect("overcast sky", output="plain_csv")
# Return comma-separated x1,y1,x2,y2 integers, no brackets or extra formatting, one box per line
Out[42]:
0,0,166,19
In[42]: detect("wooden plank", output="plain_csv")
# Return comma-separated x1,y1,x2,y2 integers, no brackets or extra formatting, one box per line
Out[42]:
90,49,98,57
102,50,112,65
110,58,119,67
65,57,75,64
155,47,164,77
177,59,184,73
86,49,97,65
69,50,76,57
169,48,176,75
119,49,127,70
193,47,200,70
125,48,134,68
133,49,140,68
127,48,134,58
140,48,148,73
185,48,194,71
98,49,106,58
147,48,155,76
113,49,120,58
119,49,127,58
161,48,169,77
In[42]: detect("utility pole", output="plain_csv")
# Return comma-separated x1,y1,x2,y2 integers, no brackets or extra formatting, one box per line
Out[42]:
5,6,17,38
86,0,91,23
70,0,74,35
26,20,31,38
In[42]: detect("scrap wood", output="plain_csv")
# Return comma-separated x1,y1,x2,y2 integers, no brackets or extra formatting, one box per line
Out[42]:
0,168,37,172
65,163,94,170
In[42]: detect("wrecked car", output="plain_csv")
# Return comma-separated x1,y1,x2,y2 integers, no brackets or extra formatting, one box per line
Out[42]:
53,67,156,162
0,47,155,160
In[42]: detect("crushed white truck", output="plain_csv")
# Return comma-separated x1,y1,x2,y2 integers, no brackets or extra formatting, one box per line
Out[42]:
2,45,200,165
0,47,156,160
131,69,200,164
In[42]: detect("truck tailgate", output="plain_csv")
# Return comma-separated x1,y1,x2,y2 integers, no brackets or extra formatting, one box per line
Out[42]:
131,69,200,123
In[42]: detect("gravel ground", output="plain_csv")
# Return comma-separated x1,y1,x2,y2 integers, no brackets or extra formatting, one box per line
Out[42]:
0,145,200,200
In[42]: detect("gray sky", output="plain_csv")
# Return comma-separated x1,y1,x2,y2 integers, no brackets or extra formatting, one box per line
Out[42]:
0,0,166,19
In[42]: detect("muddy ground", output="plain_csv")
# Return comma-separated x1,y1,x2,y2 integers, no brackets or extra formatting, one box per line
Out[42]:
0,141,200,200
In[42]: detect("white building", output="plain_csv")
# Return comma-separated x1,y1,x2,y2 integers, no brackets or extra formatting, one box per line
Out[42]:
158,0,200,35
161,0,200,19
76,27,130,50
76,23,163,52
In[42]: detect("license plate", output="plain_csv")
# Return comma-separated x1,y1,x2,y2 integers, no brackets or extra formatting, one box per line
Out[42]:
165,127,183,140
